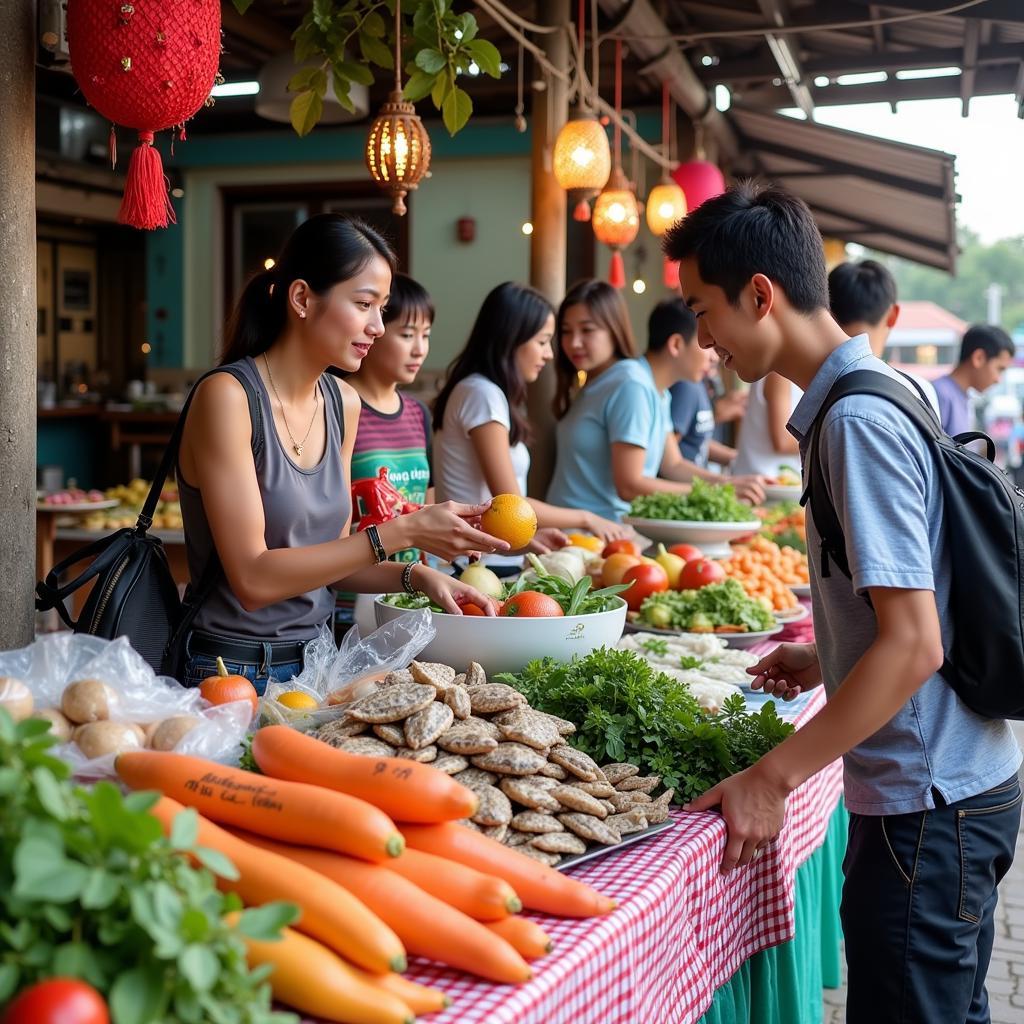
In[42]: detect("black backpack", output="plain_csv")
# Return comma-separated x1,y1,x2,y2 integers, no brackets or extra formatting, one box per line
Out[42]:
803,369,1024,720
35,366,264,678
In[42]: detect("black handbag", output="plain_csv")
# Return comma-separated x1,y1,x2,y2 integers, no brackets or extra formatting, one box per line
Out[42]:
35,366,263,677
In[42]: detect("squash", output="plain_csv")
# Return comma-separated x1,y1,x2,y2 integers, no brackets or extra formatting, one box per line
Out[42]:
199,658,258,714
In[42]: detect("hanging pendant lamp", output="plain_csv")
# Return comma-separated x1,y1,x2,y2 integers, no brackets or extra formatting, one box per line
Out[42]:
364,0,431,215
592,40,639,288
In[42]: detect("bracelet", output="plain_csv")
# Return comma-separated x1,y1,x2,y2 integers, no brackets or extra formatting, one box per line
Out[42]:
365,524,388,564
401,561,419,595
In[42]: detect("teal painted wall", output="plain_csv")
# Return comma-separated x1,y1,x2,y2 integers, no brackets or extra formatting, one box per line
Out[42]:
149,112,674,371
38,420,97,487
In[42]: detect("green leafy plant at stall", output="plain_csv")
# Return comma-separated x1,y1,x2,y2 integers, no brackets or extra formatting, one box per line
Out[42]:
230,0,503,136
628,479,757,523
498,647,794,802
0,709,298,1024
636,579,776,633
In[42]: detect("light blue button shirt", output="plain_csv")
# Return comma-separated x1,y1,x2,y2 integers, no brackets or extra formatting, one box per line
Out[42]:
547,357,671,522
789,335,1020,816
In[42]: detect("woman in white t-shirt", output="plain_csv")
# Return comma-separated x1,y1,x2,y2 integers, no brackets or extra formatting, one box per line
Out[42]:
731,372,804,479
433,282,629,571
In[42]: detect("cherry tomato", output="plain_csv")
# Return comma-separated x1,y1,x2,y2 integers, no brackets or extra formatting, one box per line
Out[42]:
3,979,109,1024
621,562,669,611
679,557,727,590
460,603,486,616
668,543,703,562
601,539,641,558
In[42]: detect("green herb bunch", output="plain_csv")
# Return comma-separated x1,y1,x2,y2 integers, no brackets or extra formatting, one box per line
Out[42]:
629,479,756,523
498,648,794,803
637,579,776,633
0,710,298,1024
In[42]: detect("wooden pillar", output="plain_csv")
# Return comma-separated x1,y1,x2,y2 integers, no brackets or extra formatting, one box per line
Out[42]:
0,2,37,649
526,0,569,497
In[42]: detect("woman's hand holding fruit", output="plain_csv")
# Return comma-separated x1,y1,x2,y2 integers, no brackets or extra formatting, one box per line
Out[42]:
413,564,500,616
382,501,510,563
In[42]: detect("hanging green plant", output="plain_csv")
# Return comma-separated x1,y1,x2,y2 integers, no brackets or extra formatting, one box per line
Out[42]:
230,0,503,135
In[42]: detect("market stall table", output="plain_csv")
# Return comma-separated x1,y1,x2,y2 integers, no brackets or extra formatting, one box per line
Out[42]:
369,676,843,1024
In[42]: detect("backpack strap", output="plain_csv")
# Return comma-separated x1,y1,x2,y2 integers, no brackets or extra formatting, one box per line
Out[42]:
801,370,944,584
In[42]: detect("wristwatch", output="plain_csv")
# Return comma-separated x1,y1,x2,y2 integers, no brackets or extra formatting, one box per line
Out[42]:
365,524,388,564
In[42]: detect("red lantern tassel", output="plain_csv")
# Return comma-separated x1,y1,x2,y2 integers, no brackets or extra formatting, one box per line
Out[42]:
608,249,625,288
118,131,176,230
572,198,591,222
663,257,680,289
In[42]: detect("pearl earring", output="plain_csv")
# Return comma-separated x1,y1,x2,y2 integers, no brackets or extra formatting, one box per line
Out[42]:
299,310,306,319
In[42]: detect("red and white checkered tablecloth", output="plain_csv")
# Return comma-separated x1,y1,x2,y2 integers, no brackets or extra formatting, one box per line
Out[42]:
396,671,843,1024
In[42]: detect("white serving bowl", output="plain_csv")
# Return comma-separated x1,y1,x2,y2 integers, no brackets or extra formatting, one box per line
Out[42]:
374,598,628,675
762,483,803,504
623,517,761,558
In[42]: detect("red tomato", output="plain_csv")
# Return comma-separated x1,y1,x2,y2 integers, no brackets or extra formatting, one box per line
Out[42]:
621,562,669,611
679,557,727,590
3,979,109,1024
460,603,486,616
668,543,703,562
602,539,641,558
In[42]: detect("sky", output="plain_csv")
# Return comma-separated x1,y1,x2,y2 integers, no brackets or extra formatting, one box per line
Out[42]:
780,94,1024,244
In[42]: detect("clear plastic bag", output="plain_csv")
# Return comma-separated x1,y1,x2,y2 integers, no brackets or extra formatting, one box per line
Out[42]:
0,633,251,778
260,609,435,730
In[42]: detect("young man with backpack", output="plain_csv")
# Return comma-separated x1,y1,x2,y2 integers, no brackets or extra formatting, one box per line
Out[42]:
665,182,1021,1024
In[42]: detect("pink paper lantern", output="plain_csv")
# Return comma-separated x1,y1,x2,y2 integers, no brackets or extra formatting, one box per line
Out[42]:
671,160,726,212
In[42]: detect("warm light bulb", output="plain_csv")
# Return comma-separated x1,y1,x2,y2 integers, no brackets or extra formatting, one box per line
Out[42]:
632,279,646,295
521,222,534,235
263,258,276,270
141,343,152,354
607,202,627,223
571,145,595,168
658,201,675,219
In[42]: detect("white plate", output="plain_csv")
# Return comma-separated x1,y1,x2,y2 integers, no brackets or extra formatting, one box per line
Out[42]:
622,517,761,558
36,499,119,513
762,484,802,504
790,583,811,598
774,604,809,624
624,621,784,649
374,598,628,676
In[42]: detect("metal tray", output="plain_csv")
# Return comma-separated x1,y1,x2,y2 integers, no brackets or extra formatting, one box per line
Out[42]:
556,820,676,872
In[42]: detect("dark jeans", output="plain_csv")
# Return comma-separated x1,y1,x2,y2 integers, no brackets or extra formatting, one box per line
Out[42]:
842,773,1021,1024
181,634,305,697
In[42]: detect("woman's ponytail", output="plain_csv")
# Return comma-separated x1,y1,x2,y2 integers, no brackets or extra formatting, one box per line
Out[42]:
220,269,286,365
219,214,397,367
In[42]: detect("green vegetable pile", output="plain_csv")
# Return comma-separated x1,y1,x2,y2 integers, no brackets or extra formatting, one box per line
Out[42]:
637,579,776,633
0,710,298,1024
629,479,757,523
498,648,794,802
383,560,628,616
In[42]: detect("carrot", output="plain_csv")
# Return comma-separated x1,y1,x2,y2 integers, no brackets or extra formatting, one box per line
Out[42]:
117,750,403,861
388,846,521,920
230,918,414,1024
359,971,451,1016
252,725,478,823
399,823,616,918
486,916,554,960
150,797,405,974
230,828,533,985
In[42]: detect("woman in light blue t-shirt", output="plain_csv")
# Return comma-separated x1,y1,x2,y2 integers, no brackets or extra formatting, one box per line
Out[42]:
546,281,717,522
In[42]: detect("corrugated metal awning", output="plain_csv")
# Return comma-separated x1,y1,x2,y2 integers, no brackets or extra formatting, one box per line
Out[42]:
728,106,958,272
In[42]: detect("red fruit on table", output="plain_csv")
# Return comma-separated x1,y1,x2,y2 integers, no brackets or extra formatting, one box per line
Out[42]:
460,603,487,616
602,538,641,558
3,978,109,1024
621,562,669,611
679,558,727,590
668,543,703,563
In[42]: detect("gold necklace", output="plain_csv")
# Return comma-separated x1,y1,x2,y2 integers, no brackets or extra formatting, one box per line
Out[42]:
263,353,319,457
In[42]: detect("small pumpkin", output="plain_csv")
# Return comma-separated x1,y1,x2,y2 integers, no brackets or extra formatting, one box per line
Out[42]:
199,657,259,715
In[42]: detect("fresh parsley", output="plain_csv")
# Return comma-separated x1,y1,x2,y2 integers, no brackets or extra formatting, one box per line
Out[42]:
498,648,794,802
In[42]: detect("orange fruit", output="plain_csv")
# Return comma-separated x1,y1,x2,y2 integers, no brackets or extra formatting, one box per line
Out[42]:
277,690,319,710
460,603,487,616
567,533,604,553
602,552,641,587
500,592,564,617
481,494,537,551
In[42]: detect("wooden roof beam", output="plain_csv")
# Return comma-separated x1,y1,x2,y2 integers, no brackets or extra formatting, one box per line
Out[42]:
757,0,815,120
960,19,981,116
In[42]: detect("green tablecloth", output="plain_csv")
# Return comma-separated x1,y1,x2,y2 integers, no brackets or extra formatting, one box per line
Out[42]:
698,799,848,1024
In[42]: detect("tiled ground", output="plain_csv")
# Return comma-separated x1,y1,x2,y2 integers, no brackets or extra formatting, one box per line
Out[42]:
824,721,1024,1023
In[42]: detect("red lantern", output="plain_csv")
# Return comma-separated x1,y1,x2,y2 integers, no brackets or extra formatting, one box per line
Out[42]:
67,0,221,230
670,160,726,213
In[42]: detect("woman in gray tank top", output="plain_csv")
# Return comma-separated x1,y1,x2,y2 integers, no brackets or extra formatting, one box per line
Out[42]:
176,215,509,693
